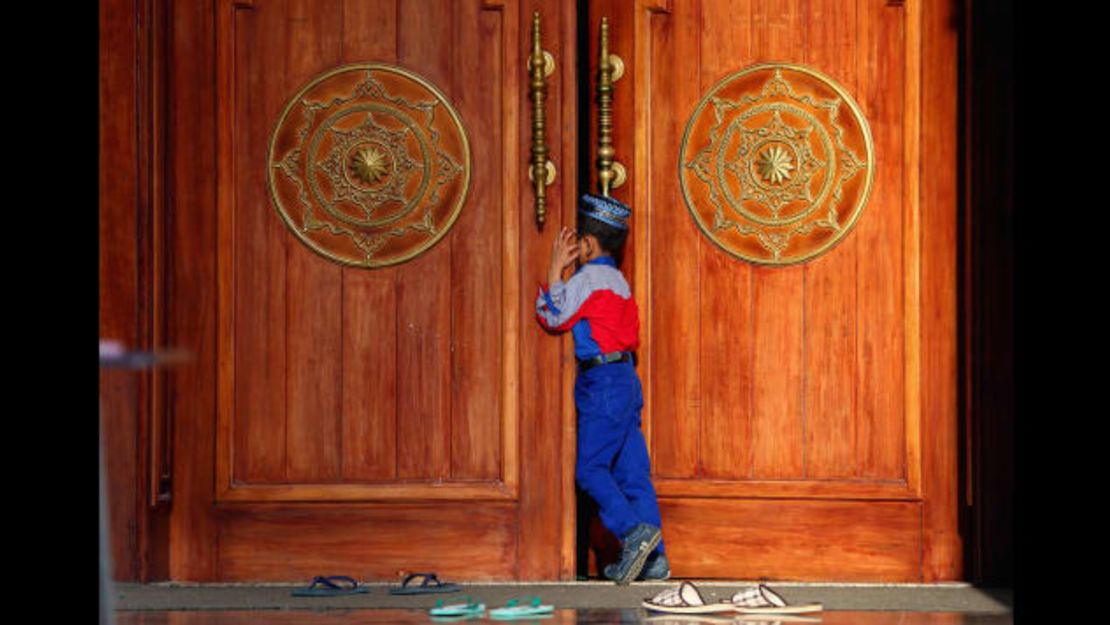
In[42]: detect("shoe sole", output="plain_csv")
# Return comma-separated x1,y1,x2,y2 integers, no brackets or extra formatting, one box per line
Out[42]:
617,529,662,585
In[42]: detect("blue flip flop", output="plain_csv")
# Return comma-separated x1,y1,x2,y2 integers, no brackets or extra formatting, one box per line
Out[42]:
429,595,486,621
490,596,554,620
389,572,461,595
290,575,370,597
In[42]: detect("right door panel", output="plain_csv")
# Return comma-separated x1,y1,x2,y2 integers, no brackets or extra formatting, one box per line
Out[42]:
587,0,951,581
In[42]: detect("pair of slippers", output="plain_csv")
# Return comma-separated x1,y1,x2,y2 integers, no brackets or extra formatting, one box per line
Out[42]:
291,572,459,597
431,596,554,621
643,581,822,616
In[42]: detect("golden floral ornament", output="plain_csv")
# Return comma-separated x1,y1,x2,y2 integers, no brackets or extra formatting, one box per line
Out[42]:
679,64,874,265
268,63,470,268
352,146,390,184
757,145,794,185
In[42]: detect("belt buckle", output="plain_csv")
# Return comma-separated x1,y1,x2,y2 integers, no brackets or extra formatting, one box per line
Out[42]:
578,351,630,373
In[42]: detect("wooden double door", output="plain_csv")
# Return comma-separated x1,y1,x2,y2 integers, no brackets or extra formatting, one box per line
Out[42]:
162,0,959,581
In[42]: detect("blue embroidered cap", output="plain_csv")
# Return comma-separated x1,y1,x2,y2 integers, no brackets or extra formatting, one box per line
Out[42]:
578,193,631,231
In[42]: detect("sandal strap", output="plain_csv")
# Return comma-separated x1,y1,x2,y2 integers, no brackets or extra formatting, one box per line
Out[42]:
310,575,357,590
731,585,788,608
504,596,541,607
730,587,769,607
647,582,707,607
757,584,787,608
401,572,440,588
647,587,683,607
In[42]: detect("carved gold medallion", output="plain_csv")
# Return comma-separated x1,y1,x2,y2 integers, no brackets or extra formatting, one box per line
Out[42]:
268,64,470,268
680,64,873,265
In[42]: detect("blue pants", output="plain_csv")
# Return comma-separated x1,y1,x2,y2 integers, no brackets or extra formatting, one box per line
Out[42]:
575,361,665,554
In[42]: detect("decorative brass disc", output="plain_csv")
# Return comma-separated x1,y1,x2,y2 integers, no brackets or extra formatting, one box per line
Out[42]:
679,64,873,265
268,64,470,268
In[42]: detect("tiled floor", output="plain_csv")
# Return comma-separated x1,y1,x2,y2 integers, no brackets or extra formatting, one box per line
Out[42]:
112,583,1013,614
111,581,1013,625
115,609,1013,625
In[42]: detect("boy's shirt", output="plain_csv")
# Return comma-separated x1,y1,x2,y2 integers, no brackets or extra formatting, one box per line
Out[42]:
536,256,640,360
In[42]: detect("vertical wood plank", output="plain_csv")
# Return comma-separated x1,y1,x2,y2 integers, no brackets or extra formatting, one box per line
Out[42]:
450,0,502,480
341,277,398,479
698,0,753,480
168,0,219,580
555,0,578,579
857,0,906,480
284,0,344,482
339,0,398,482
233,0,288,483
100,0,141,578
802,0,859,479
631,1,655,455
518,0,567,579
750,0,805,479
649,0,700,478
341,0,395,61
920,0,962,580
395,0,453,479
139,0,173,580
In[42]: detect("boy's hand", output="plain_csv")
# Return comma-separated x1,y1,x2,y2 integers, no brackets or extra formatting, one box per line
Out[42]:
547,226,579,286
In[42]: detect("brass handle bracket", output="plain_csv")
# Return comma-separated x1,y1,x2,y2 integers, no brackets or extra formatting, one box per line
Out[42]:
608,54,625,82
527,50,556,78
529,11,556,226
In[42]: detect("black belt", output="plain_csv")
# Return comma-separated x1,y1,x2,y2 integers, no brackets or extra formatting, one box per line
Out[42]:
578,351,635,373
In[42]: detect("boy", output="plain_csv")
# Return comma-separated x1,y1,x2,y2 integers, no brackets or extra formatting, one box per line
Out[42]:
535,193,668,584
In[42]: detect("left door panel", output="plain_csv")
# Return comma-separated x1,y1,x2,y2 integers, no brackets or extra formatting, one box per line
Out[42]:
166,0,573,581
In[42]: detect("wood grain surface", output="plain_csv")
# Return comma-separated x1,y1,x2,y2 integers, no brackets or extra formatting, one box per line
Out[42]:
100,0,142,581
340,0,400,483
450,0,503,481
230,0,289,484
637,0,917,488
395,0,453,481
698,0,754,481
920,0,962,581
857,0,908,481
617,0,956,580
183,0,559,580
803,0,859,480
217,504,518,581
646,0,700,479
517,0,570,580
168,0,220,580
660,498,922,581
216,0,519,495
748,0,806,480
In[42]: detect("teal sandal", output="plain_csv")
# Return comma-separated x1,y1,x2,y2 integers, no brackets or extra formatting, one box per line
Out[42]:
489,596,554,620
429,595,485,621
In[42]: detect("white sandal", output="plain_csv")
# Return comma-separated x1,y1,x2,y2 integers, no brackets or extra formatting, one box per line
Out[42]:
728,584,823,614
642,582,735,614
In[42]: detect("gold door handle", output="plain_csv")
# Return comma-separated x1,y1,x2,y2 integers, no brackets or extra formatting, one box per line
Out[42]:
596,16,625,196
529,11,556,225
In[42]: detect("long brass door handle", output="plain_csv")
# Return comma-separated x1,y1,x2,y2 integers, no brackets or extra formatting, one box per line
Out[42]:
596,16,625,196
529,11,556,226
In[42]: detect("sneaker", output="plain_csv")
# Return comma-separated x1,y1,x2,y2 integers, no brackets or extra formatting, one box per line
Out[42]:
603,523,662,585
639,552,670,580
604,552,670,581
